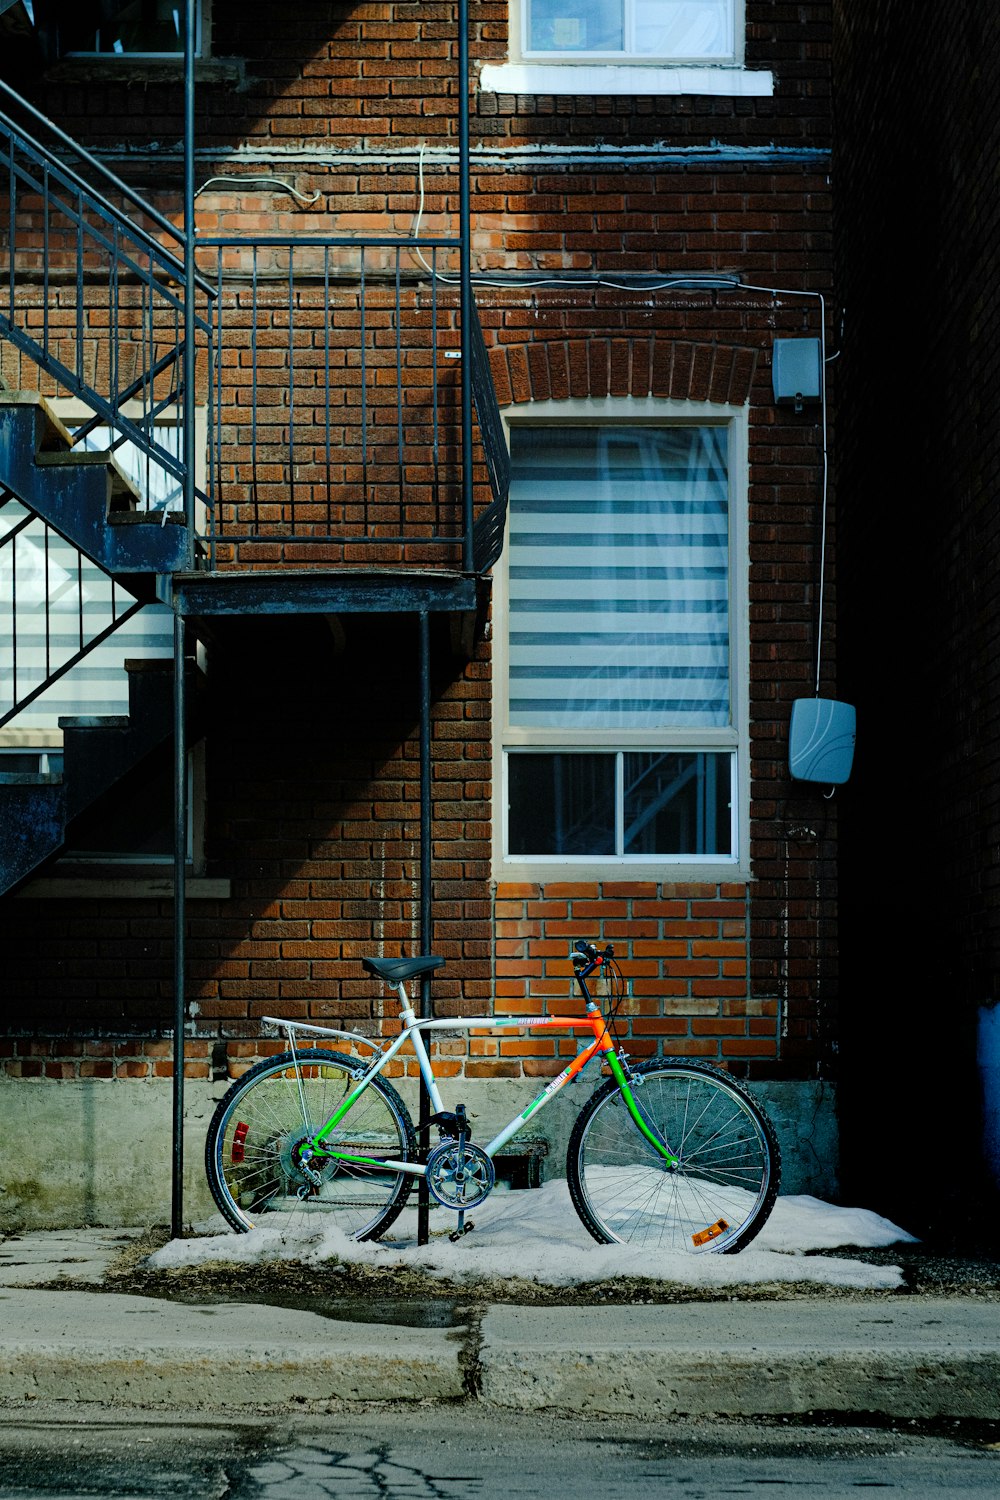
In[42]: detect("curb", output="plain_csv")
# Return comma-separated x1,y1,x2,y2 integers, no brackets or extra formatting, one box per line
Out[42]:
0,1291,464,1408
477,1301,1000,1420
2,1290,999,1418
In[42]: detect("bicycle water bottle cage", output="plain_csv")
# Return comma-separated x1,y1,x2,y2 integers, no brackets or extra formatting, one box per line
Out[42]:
361,955,446,983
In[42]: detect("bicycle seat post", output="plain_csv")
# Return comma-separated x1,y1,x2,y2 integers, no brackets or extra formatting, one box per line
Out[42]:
395,979,413,1021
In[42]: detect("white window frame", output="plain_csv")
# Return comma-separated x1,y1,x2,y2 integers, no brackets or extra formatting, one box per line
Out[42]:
493,396,750,882
481,0,773,97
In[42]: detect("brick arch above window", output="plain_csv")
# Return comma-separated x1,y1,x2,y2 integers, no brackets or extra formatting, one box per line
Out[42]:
487,338,760,410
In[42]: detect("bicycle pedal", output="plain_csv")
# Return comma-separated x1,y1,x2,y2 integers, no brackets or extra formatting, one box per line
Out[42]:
448,1218,475,1243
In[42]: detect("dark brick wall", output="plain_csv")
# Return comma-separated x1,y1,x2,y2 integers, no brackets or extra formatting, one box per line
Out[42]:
25,3,831,155
834,0,1000,1227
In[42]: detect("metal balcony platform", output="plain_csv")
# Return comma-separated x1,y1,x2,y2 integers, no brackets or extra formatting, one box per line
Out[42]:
167,568,478,618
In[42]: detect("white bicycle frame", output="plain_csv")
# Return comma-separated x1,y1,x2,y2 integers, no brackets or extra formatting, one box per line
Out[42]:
260,973,637,1180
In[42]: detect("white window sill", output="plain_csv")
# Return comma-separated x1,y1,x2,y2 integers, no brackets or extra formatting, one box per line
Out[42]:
496,861,749,884
480,63,774,97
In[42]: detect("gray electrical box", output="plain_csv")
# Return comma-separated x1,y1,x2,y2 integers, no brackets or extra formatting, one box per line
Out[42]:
772,338,822,408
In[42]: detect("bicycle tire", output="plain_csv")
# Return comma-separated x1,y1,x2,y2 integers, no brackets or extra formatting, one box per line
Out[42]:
205,1048,415,1241
567,1058,780,1254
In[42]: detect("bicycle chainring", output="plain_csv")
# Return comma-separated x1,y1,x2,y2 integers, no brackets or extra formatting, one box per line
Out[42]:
425,1140,495,1209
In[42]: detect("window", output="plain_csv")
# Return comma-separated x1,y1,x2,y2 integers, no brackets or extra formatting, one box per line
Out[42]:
61,0,206,58
481,1,771,96
497,403,747,874
524,1,738,63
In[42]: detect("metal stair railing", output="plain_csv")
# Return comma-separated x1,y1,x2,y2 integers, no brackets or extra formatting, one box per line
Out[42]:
0,80,508,580
196,239,508,573
0,495,147,730
0,78,214,500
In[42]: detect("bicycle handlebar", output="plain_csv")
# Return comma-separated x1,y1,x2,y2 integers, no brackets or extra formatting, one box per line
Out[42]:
572,939,614,969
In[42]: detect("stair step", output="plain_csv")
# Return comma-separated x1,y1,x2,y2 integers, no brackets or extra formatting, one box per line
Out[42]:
110,509,185,527
0,391,74,451
0,391,189,578
58,716,130,730
0,657,193,894
36,448,143,513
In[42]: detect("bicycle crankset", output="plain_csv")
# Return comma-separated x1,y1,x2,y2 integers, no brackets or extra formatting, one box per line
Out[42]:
425,1139,495,1209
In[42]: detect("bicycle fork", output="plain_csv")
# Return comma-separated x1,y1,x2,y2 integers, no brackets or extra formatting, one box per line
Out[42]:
606,1052,680,1170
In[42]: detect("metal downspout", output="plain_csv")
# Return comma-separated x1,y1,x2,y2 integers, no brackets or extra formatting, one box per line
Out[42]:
417,609,432,1246
459,0,473,574
171,0,197,1240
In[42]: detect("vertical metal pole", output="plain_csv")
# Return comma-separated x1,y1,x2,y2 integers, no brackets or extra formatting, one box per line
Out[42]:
458,0,474,573
171,611,187,1239
417,610,432,1246
171,0,197,1239
183,0,197,570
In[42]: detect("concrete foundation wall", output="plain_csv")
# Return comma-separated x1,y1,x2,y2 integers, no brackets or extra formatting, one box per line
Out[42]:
0,1077,838,1231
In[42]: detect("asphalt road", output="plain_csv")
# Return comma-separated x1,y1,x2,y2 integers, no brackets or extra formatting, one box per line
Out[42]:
0,1409,998,1499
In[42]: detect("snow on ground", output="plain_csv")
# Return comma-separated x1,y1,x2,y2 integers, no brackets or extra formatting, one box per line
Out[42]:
149,1184,917,1291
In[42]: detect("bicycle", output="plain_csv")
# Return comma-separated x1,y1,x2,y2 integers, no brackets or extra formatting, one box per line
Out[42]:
205,942,781,1254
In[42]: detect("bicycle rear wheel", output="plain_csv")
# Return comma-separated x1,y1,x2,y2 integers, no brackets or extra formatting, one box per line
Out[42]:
205,1048,415,1240
567,1059,780,1253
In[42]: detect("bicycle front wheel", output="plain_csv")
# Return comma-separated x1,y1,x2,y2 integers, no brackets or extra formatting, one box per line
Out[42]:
567,1059,780,1253
205,1049,415,1240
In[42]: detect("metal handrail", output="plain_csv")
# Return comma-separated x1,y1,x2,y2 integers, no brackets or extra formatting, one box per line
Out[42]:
0,80,216,299
0,505,145,730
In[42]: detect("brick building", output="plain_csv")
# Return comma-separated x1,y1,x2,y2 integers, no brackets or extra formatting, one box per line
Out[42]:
0,2,841,1227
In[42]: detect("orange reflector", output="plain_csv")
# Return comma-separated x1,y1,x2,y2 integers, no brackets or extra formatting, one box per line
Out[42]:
231,1121,249,1164
691,1218,730,1247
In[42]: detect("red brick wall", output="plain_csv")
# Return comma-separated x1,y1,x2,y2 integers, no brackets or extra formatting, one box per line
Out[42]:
24,4,831,155
494,882,776,1075
1,4,838,1091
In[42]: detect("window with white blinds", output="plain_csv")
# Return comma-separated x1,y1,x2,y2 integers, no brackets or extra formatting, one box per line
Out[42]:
507,425,730,732
500,416,744,866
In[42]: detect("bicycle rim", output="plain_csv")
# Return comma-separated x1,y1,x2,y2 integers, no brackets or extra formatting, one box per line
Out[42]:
569,1062,779,1253
207,1050,414,1240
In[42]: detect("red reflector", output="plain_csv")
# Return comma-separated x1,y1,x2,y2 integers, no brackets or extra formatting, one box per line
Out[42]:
231,1121,249,1164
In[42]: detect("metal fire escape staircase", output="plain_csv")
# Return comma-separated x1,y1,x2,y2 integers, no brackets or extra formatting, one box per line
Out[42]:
0,43,509,898
0,86,206,895
0,0,508,1239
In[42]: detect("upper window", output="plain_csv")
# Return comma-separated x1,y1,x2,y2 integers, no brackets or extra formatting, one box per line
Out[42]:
61,0,205,58
524,1,739,65
482,1,770,96
496,403,748,875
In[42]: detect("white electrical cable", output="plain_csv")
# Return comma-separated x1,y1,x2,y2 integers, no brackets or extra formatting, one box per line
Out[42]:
411,150,831,695
194,176,322,206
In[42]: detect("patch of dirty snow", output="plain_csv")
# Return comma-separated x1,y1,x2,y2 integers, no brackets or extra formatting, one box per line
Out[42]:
150,1182,915,1291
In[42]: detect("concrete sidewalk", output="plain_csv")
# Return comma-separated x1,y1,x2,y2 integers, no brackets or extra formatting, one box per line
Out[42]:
1,1229,998,1419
